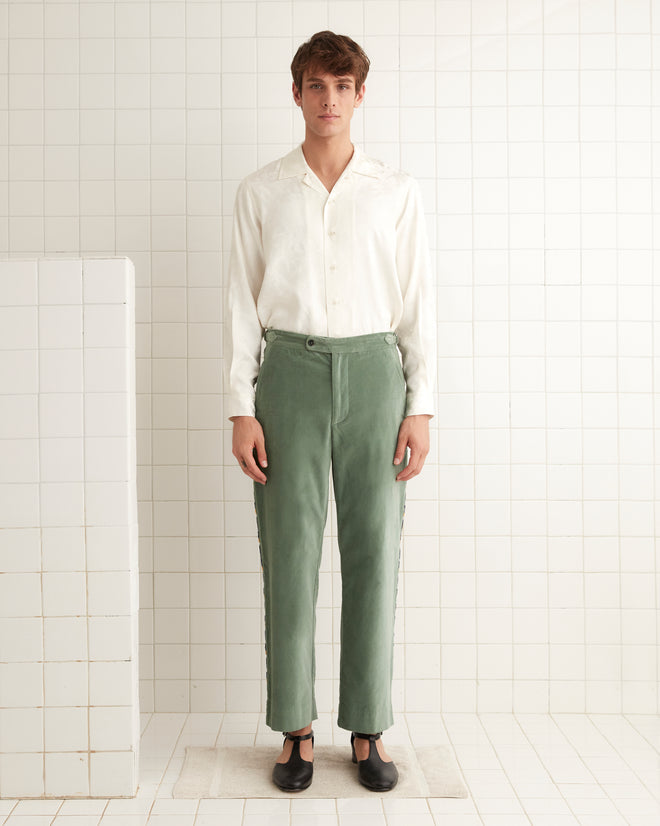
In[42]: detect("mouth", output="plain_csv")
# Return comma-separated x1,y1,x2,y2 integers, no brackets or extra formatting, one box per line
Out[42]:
320,114,339,120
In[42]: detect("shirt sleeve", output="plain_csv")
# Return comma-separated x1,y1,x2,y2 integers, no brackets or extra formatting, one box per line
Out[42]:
223,178,265,420
394,176,437,418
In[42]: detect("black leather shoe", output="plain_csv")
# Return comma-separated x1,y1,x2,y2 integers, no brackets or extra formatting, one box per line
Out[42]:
272,729,314,792
351,731,398,791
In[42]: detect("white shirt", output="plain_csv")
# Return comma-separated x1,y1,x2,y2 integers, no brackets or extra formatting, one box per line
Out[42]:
224,143,437,421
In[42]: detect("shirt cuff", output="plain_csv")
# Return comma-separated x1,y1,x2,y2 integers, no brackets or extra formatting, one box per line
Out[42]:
404,391,435,419
225,394,256,421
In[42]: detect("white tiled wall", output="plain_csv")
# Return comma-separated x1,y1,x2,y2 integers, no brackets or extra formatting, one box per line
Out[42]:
0,257,139,798
1,0,657,751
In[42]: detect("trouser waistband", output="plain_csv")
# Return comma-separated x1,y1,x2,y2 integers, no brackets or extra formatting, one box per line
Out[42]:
263,327,398,353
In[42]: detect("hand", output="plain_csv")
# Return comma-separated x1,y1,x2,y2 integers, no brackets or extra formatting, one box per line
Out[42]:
230,415,268,485
393,414,431,481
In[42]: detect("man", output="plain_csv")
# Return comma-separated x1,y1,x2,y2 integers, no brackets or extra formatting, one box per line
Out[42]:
224,30,436,792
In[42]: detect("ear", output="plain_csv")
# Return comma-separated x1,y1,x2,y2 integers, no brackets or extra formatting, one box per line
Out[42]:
354,83,366,108
292,81,302,107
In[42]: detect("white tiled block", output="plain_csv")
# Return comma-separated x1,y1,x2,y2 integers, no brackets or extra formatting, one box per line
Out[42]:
90,751,137,797
0,752,44,798
0,707,43,752
89,616,133,660
40,438,84,482
226,644,262,680
0,572,41,617
40,481,85,526
85,436,131,481
0,484,39,528
0,662,44,707
39,349,83,392
405,571,440,607
226,607,262,645
38,259,82,304
190,608,224,645
0,256,137,797
85,393,131,436
84,347,131,392
406,644,442,679
0,394,39,438
44,706,88,751
225,572,261,609
44,751,89,797
87,525,132,570
0,305,37,348
225,678,261,713
0,259,38,304
90,661,133,705
39,393,83,438
190,572,223,608
44,616,88,661
84,305,129,348
83,257,130,303
90,706,134,750
42,572,86,616
85,481,132,526
87,571,131,615
0,349,39,393
44,661,88,706
41,525,86,571
39,305,83,348
154,643,189,680
0,617,43,661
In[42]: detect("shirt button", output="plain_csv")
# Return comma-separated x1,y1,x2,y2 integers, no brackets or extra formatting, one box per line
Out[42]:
328,230,336,236
329,264,336,270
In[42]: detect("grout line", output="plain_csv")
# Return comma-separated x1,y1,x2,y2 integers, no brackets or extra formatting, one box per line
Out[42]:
555,711,644,826
184,0,191,720
614,0,623,722
477,712,534,825
577,0,588,718
541,0,552,719
148,0,155,720
651,0,659,724
469,0,479,716
506,0,514,710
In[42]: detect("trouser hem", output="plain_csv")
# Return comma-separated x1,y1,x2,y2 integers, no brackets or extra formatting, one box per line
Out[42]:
336,714,395,733
266,712,318,733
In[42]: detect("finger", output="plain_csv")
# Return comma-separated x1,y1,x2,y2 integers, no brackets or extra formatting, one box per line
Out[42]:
396,447,422,481
255,433,268,468
393,432,408,465
239,450,267,484
398,447,429,481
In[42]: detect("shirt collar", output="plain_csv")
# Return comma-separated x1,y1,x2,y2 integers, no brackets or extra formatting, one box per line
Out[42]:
278,143,384,182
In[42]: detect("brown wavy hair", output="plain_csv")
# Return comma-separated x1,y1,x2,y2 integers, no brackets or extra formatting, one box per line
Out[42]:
291,30,370,93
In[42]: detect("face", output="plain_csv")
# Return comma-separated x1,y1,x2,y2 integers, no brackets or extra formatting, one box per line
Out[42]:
292,69,365,140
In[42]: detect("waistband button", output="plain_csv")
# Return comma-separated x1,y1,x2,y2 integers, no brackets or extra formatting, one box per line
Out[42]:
307,338,315,346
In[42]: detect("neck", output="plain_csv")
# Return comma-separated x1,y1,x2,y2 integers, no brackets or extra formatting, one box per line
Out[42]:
301,132,355,176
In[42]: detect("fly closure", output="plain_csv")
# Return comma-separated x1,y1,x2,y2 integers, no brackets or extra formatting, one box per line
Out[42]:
331,352,349,424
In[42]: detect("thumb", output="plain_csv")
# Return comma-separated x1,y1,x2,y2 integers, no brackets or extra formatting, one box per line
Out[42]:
255,433,268,467
393,432,407,465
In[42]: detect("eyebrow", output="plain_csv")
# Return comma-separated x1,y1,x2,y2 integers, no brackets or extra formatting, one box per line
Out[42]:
306,76,354,84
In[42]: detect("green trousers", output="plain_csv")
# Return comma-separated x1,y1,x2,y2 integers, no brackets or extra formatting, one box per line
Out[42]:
253,327,408,734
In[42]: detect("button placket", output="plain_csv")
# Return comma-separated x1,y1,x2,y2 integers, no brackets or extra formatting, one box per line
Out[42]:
324,196,337,319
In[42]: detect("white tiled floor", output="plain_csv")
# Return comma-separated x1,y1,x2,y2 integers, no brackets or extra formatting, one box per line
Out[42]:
1,712,659,825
